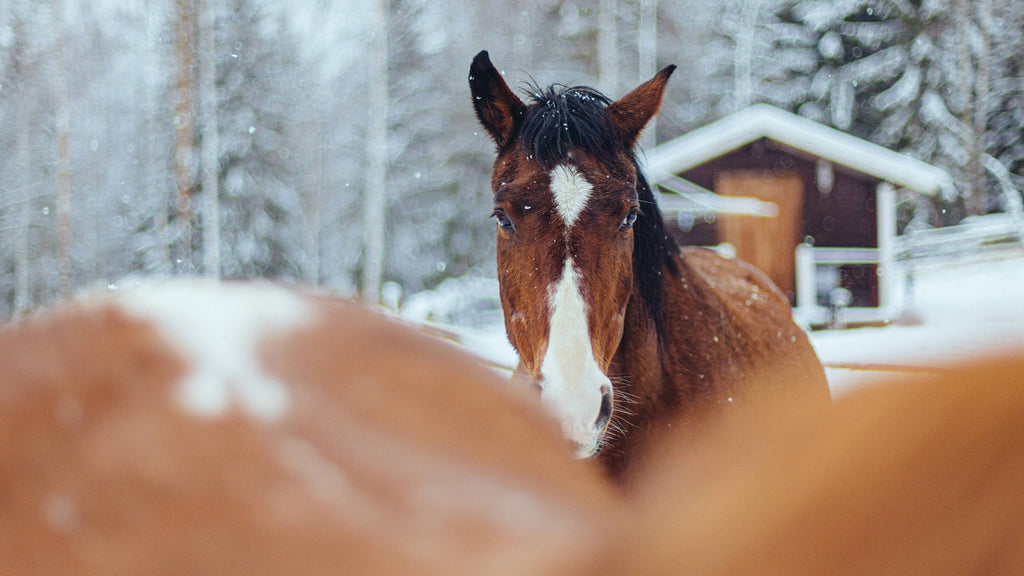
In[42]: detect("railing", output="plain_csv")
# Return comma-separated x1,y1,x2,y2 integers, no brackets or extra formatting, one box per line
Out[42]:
794,244,889,329
795,212,1024,329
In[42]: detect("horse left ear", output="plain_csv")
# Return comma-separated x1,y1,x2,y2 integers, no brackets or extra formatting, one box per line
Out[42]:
606,65,676,147
469,51,526,149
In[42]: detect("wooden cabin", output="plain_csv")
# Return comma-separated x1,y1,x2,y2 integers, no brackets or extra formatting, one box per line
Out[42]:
646,104,953,328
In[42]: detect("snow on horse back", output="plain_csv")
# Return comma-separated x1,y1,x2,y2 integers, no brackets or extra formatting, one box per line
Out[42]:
0,281,612,575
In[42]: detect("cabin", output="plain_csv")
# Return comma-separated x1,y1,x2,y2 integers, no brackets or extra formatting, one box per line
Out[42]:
645,104,954,328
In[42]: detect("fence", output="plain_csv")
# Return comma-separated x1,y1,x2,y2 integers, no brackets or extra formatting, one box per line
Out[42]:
794,212,1024,329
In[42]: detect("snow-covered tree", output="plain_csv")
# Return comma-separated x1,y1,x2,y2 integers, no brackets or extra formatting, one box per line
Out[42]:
698,0,817,118
697,0,1024,220
0,0,1017,321
211,0,307,280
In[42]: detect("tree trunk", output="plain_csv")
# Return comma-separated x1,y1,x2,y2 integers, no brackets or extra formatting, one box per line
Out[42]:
51,0,72,296
10,1,32,315
971,0,992,215
637,0,658,148
955,0,982,215
14,122,32,316
144,5,171,273
734,0,764,111
173,0,197,273
304,119,324,286
597,0,618,93
362,0,389,304
197,0,220,277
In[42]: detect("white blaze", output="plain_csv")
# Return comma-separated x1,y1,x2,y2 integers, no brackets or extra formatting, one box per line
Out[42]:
549,164,593,227
539,257,611,458
542,163,609,457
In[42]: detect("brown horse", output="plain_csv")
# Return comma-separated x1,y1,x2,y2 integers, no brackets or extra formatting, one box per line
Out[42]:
469,51,829,482
597,351,1024,576
0,281,613,575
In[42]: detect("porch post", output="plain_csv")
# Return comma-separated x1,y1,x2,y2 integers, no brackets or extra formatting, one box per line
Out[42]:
876,182,901,319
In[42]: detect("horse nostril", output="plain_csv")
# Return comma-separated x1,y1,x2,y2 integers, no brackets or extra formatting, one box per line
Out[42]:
595,387,613,431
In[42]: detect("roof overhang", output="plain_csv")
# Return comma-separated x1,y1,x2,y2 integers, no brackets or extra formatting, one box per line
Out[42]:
646,104,955,196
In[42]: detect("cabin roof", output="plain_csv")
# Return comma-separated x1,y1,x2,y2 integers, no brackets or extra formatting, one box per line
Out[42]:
646,104,954,196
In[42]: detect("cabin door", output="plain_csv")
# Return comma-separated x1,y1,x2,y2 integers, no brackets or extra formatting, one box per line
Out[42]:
715,171,803,302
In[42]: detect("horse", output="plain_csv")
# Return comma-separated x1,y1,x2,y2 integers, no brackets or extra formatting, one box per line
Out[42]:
0,281,614,575
595,350,1024,576
469,50,829,483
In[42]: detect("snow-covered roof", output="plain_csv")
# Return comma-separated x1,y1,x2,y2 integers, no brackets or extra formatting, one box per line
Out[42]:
646,104,954,196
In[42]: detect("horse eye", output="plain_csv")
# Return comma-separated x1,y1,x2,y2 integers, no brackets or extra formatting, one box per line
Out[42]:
619,208,640,231
492,209,516,231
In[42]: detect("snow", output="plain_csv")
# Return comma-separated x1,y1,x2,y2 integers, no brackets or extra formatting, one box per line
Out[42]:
817,31,843,60
811,253,1024,393
794,0,867,32
871,64,921,112
399,274,517,370
116,280,313,421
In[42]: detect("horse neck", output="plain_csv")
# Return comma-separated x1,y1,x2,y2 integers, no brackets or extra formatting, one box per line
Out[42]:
611,263,674,422
600,274,676,484
614,252,728,419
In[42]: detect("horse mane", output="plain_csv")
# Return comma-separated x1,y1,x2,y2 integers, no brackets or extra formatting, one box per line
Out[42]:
632,169,680,346
519,83,680,344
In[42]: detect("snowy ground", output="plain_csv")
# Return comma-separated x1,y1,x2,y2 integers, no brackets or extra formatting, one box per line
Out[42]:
812,251,1024,393
405,251,1024,396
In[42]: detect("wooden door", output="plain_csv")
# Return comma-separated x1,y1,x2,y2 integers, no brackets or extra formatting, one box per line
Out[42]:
715,171,803,301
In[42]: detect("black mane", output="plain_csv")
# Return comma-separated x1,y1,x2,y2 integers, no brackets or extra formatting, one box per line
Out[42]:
520,83,680,346
633,170,680,347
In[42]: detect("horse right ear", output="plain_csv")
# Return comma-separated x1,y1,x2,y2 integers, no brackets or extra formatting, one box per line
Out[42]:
469,51,526,149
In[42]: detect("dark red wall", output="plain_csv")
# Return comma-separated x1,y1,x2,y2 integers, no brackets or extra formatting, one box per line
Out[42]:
661,138,881,307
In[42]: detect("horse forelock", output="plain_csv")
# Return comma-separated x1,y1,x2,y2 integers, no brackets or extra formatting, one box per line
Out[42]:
519,83,617,170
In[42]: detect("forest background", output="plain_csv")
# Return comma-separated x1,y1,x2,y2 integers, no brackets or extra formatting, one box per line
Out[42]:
1,0,1021,320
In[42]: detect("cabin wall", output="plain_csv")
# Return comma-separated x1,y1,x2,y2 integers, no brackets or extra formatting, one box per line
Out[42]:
663,138,880,307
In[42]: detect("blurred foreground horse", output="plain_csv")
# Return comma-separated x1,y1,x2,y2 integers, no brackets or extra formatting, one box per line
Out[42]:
599,351,1024,575
469,51,829,482
2,280,1023,575
0,281,612,576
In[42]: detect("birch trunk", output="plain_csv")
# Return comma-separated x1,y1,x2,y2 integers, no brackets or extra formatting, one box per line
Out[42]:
173,0,196,272
11,1,32,315
362,0,388,304
51,0,72,296
14,123,32,316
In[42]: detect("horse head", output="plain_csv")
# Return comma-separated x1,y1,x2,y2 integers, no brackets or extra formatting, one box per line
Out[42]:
469,51,675,458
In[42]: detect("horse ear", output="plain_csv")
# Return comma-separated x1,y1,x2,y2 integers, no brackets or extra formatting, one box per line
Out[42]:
606,65,676,147
469,51,526,148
